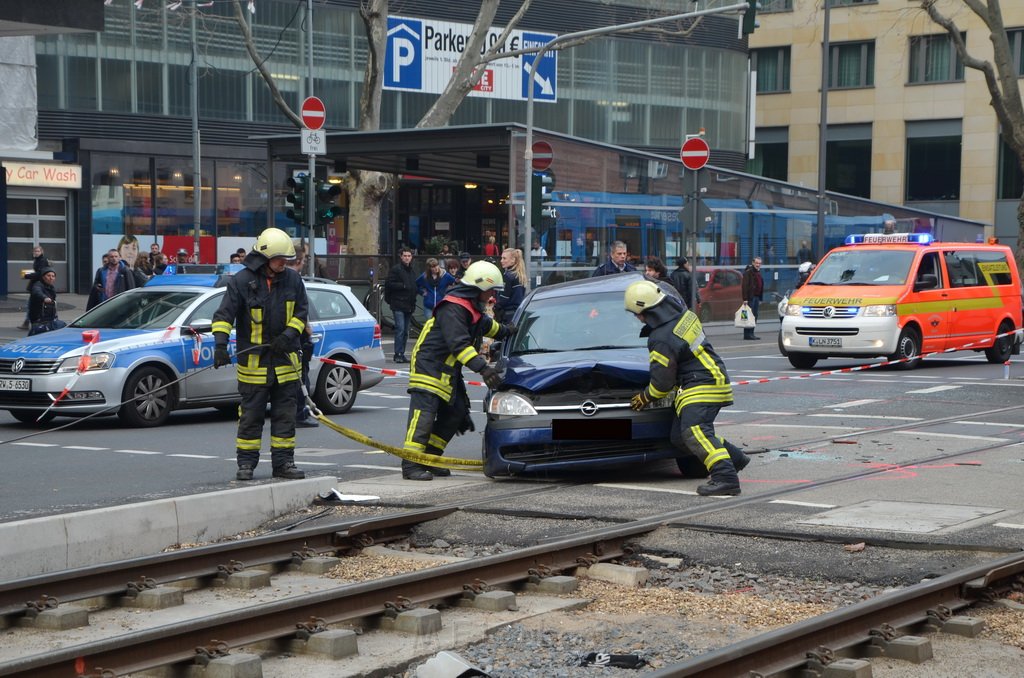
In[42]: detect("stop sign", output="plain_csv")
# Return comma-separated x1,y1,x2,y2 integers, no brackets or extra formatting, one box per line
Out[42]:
301,96,326,130
680,136,710,171
531,140,554,172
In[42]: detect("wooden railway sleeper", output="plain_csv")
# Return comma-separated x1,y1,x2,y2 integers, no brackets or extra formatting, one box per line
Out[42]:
527,564,553,584
383,595,414,618
23,595,58,618
124,576,158,598
194,640,231,666
461,578,490,600
803,645,837,676
295,616,328,640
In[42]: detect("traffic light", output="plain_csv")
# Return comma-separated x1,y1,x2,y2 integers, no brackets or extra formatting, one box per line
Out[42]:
531,171,556,226
742,0,760,35
315,180,342,227
285,174,309,227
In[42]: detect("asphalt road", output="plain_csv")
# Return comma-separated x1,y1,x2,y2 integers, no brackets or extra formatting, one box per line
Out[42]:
2,305,1023,545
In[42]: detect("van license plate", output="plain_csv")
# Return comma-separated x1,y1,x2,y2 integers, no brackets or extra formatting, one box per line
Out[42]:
809,337,842,347
0,378,30,391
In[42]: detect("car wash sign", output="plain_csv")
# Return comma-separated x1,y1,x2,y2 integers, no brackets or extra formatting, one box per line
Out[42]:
385,15,557,103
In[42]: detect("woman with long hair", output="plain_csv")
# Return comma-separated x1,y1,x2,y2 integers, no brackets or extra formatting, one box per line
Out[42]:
415,257,457,318
493,248,527,322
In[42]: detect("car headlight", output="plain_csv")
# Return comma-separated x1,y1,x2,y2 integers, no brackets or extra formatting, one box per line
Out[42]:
862,304,896,317
57,352,114,373
784,304,803,316
487,391,537,416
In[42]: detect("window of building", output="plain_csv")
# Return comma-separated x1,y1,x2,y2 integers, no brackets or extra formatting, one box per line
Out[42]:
829,41,874,89
101,58,132,113
761,0,793,11
752,47,790,93
749,142,788,182
825,124,872,198
1009,29,1024,77
909,34,965,84
829,0,876,6
906,120,962,202
997,135,1023,200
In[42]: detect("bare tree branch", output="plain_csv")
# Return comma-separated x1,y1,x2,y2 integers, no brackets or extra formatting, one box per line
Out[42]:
230,0,302,128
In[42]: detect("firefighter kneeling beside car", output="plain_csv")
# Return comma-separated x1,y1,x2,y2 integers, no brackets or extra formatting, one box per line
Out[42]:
402,261,517,481
624,280,749,496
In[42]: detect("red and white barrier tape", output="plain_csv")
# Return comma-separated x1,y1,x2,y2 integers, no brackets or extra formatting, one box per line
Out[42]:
39,330,101,420
319,357,490,387
732,327,1022,386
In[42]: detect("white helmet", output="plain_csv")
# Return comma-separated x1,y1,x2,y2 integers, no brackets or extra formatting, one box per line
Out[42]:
253,227,296,260
624,280,666,315
462,260,504,291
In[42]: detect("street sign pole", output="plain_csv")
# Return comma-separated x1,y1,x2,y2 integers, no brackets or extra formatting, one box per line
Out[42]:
306,0,315,277
522,2,748,283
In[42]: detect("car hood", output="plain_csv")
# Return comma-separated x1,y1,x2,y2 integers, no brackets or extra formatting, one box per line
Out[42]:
503,347,650,391
0,328,174,359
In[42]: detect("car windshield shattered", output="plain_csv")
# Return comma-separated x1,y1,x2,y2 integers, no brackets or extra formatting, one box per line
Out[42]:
807,249,915,286
509,291,646,355
70,290,205,330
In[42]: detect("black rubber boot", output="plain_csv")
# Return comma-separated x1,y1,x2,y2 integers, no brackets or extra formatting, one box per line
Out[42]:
235,465,254,481
402,461,433,481
429,466,451,477
272,463,305,480
696,460,741,496
723,441,750,472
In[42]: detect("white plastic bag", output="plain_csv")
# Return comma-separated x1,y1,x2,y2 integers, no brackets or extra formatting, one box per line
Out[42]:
733,303,756,329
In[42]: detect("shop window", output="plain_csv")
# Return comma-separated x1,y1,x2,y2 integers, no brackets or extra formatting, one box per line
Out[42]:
906,135,961,201
826,139,872,198
909,34,965,84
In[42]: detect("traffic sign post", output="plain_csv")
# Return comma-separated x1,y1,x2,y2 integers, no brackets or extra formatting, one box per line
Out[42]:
531,141,553,172
300,96,326,130
680,136,710,171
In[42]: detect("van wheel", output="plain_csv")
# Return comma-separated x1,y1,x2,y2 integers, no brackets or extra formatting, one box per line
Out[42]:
788,353,818,369
777,330,788,356
888,327,921,370
985,321,1015,364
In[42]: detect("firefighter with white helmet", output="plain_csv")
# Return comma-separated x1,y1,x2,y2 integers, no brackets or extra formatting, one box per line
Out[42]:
401,260,517,480
212,227,308,481
624,279,749,495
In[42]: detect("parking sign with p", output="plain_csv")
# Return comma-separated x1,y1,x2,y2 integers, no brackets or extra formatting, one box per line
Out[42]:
385,17,422,90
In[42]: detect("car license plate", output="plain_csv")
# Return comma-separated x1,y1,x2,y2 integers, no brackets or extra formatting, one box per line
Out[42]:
0,378,30,391
552,418,631,441
809,337,842,347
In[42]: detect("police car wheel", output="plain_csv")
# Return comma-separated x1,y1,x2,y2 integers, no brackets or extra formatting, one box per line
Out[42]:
315,362,358,414
118,366,173,427
888,327,921,370
985,321,1015,364
8,409,56,425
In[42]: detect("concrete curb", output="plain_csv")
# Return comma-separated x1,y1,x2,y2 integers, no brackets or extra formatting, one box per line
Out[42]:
0,476,337,582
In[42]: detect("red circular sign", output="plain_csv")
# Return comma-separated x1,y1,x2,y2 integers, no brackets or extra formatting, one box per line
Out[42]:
301,96,326,130
531,140,553,172
680,137,710,171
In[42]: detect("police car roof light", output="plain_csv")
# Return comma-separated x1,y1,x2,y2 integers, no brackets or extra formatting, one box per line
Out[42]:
845,233,933,246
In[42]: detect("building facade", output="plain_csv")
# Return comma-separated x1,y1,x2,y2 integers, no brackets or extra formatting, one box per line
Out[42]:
749,0,1024,248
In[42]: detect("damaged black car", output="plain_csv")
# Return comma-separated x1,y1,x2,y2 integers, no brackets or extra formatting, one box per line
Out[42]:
483,272,708,479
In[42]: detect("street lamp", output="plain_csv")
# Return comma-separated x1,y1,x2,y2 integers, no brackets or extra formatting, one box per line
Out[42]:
814,0,832,261
522,2,750,285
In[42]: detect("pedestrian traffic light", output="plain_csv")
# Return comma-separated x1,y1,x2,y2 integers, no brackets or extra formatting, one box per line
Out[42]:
285,174,308,227
531,172,556,227
314,179,342,227
742,0,760,35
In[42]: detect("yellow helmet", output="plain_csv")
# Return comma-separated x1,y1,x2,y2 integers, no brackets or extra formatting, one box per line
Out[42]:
624,279,666,315
462,260,504,291
253,227,296,260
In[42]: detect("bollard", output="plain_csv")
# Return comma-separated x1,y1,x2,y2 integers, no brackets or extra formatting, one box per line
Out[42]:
1005,360,1011,380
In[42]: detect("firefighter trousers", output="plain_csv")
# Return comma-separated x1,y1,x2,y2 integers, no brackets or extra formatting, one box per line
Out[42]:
402,389,467,471
670,401,740,476
235,377,297,470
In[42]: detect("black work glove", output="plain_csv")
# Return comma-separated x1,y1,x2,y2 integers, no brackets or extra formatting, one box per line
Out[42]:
270,330,296,357
630,391,652,411
479,365,502,389
502,323,517,337
213,344,231,368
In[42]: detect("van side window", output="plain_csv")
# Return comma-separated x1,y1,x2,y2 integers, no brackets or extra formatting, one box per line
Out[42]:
916,252,943,288
973,251,1014,286
943,251,980,288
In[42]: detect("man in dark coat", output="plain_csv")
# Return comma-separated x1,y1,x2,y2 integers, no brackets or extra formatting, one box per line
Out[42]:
20,245,50,329
27,268,66,335
385,248,418,363
740,256,764,340
592,240,636,276
669,256,699,310
87,249,136,310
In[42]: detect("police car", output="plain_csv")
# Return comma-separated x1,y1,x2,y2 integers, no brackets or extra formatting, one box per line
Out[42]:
0,277,385,426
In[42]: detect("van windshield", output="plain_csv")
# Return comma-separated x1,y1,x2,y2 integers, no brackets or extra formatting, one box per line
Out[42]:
808,249,916,286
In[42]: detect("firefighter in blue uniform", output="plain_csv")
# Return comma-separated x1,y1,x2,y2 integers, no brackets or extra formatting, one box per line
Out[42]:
212,227,309,481
401,260,517,480
624,279,749,495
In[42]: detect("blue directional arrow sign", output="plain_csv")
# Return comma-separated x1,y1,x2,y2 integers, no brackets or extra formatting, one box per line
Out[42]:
521,31,557,102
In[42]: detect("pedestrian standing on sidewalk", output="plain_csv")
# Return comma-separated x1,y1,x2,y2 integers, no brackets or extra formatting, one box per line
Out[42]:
741,256,763,341
20,245,50,330
416,258,456,319
385,248,418,363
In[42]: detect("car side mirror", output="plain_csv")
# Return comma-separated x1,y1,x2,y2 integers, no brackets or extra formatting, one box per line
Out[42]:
488,340,503,361
914,274,938,291
185,321,213,335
